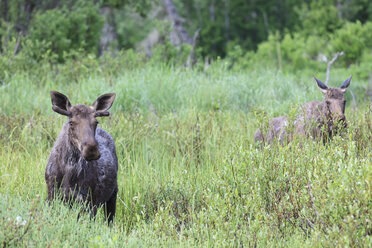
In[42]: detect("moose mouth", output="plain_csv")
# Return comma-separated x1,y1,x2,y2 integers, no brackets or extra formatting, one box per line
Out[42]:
81,146,101,161
84,154,101,161
335,117,347,128
330,117,347,133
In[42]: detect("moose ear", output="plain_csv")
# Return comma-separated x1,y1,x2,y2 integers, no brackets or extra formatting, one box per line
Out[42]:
340,75,352,91
92,93,116,117
50,91,72,116
314,76,328,94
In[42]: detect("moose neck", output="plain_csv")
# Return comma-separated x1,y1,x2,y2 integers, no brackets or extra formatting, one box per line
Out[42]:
323,101,334,130
61,123,88,176
322,98,346,137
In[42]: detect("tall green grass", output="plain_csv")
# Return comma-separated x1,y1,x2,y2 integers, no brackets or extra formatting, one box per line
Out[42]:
1,62,365,116
0,62,370,247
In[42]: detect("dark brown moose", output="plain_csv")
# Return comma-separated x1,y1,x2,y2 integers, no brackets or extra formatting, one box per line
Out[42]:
255,75,352,144
45,91,118,223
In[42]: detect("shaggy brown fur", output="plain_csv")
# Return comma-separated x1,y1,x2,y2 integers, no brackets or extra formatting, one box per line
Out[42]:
254,116,289,144
45,91,118,223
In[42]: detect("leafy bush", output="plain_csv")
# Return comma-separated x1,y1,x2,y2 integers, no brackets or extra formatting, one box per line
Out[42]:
280,33,308,68
28,0,103,61
330,21,372,65
349,50,372,80
114,7,153,50
228,19,372,72
150,41,192,66
295,0,344,36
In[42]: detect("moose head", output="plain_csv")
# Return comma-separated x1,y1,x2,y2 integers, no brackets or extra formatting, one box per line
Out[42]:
50,91,116,161
314,75,352,126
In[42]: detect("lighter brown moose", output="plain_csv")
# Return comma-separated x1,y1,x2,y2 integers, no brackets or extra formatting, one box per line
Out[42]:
255,76,352,144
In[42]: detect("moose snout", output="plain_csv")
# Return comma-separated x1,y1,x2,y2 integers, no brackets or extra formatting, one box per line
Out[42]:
340,117,347,128
82,140,100,161
332,114,347,128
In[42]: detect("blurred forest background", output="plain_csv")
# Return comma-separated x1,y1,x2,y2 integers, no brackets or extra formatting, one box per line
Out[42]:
1,0,372,79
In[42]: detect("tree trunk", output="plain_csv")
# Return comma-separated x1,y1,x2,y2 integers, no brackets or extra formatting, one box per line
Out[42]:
0,0,9,51
209,2,216,54
99,6,118,55
163,0,192,46
1,0,9,22
224,0,230,42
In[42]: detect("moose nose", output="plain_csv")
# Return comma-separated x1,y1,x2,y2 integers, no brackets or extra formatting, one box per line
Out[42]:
337,115,346,123
82,140,100,161
333,115,347,128
340,117,347,128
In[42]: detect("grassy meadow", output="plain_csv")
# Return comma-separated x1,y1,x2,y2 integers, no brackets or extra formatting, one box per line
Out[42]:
0,62,371,247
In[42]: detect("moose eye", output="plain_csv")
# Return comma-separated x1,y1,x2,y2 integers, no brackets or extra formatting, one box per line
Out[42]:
68,121,73,126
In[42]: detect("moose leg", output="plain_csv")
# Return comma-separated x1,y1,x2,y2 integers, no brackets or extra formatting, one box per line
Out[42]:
104,187,118,223
254,129,264,143
46,175,62,202
90,204,98,219
45,163,62,202
46,180,56,202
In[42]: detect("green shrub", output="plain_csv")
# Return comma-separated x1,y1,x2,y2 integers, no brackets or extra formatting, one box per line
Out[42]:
229,20,372,72
280,33,308,68
329,21,372,65
349,50,372,80
28,0,103,62
295,0,343,37
150,41,192,66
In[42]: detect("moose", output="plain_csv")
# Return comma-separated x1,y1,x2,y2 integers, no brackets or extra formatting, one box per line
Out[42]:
45,91,118,223
255,75,352,144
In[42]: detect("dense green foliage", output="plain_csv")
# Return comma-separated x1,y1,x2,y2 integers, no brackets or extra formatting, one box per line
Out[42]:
29,0,103,61
2,0,372,68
